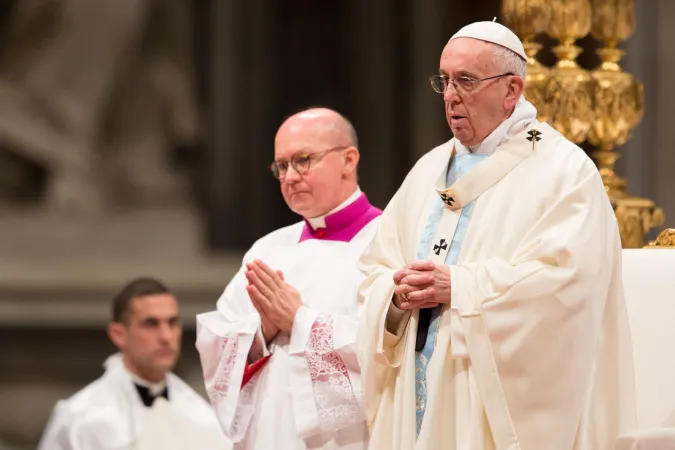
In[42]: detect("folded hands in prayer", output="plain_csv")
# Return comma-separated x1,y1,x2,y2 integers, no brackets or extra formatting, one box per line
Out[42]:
392,260,451,310
245,259,302,342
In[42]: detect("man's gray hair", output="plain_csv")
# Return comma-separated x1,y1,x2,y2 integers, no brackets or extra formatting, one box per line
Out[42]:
491,44,527,79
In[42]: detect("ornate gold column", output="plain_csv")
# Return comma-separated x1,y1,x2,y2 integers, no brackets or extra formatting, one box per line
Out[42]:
502,0,551,122
587,0,663,248
501,0,665,248
544,0,595,144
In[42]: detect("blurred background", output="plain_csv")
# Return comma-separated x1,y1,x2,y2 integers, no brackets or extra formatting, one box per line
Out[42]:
0,0,673,448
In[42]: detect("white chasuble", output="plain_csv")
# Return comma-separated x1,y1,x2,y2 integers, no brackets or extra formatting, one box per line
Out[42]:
196,194,380,450
357,121,636,450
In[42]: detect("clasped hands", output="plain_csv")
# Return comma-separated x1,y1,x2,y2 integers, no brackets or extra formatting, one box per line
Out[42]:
393,260,451,309
245,259,302,343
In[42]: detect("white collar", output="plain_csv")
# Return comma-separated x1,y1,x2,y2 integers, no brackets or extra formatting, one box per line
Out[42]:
103,353,169,397
106,354,167,396
455,96,538,156
306,187,362,230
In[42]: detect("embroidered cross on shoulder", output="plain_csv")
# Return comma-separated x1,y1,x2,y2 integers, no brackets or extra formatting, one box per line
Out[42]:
526,129,542,142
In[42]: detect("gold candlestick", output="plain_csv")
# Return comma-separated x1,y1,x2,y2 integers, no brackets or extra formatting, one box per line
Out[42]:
501,0,551,122
544,0,595,144
588,0,663,248
500,0,665,248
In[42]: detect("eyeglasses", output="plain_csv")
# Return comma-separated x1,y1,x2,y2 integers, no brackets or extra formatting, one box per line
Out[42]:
270,146,346,180
429,72,514,94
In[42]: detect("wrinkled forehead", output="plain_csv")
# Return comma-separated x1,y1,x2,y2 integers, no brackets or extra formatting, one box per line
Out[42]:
440,37,496,76
274,120,344,160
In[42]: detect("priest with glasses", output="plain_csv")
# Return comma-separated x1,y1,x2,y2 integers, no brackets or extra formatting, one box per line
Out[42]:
197,108,380,450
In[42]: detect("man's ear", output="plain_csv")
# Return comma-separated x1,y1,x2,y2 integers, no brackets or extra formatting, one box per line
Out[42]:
108,322,127,350
507,76,524,103
342,146,360,174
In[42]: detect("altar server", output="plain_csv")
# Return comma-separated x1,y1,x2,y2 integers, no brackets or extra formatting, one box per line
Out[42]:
39,278,229,450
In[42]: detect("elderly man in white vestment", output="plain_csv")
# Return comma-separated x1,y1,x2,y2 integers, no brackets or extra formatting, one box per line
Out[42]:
196,108,380,450
357,21,636,450
38,278,229,450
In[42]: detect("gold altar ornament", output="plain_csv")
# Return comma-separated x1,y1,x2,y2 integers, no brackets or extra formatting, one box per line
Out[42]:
588,0,643,198
587,0,663,248
544,0,595,144
500,0,665,248
501,0,551,122
645,229,675,248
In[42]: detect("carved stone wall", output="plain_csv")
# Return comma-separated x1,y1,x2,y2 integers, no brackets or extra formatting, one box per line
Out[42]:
0,0,201,212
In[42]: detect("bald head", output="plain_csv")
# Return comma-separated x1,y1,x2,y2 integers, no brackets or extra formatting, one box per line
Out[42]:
273,107,361,219
276,108,358,148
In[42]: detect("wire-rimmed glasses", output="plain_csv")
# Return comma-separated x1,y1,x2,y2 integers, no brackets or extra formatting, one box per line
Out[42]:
429,72,514,94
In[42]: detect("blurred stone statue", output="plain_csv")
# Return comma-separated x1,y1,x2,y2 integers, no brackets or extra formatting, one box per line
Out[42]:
0,0,201,212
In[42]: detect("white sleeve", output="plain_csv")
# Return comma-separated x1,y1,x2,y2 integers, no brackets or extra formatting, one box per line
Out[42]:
196,258,267,443
38,404,111,450
247,328,270,364
37,401,74,450
286,306,365,439
384,297,411,336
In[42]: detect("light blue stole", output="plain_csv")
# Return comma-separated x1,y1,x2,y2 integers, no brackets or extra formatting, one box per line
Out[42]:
414,152,488,435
